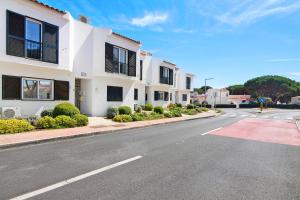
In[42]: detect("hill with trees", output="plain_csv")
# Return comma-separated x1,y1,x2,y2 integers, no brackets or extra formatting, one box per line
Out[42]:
227,75,300,103
194,86,212,94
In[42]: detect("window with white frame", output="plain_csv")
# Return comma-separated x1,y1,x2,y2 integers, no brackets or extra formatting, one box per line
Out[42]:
22,78,53,100
112,46,128,74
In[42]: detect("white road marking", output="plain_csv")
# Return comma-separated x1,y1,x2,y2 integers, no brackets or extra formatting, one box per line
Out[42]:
201,127,223,136
241,115,248,117
229,115,236,117
10,156,143,200
261,115,269,118
287,117,293,120
250,115,257,118
273,116,279,119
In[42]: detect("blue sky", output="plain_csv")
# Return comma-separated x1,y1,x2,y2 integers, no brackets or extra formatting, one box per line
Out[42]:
41,0,300,88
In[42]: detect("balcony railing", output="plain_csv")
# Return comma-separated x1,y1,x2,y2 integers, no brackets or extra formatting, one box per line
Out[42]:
7,35,58,63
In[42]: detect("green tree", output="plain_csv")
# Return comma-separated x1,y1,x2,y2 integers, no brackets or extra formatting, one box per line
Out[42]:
244,75,300,103
227,84,246,95
194,86,212,94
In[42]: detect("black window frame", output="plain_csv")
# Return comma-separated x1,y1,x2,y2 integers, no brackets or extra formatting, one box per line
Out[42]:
6,10,59,64
140,60,143,81
159,66,173,85
134,88,138,100
107,86,123,102
186,77,191,89
2,75,21,100
182,94,188,101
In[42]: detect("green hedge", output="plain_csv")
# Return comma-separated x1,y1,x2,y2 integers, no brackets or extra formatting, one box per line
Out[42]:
73,114,89,127
118,106,132,115
0,119,34,134
53,103,80,117
55,115,77,128
36,116,57,129
144,104,153,111
107,107,118,119
154,106,164,114
41,109,53,117
113,115,133,122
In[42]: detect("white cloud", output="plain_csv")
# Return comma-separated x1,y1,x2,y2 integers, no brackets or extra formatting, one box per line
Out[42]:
289,72,300,76
265,58,300,62
131,12,169,27
173,28,196,34
190,0,300,25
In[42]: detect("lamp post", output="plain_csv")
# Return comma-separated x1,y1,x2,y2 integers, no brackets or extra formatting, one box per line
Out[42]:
204,78,214,94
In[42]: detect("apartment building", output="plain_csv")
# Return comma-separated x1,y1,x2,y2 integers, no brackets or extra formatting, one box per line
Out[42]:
0,0,194,117
141,51,194,107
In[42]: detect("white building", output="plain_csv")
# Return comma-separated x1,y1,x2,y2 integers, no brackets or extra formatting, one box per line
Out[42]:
0,0,195,117
205,89,230,105
141,51,194,107
291,96,300,105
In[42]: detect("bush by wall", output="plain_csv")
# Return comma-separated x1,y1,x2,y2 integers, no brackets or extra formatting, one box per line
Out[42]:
0,119,34,134
113,115,133,122
53,103,80,117
55,115,77,128
175,103,182,108
36,116,57,129
154,106,164,114
107,107,118,119
41,109,53,117
73,114,89,127
187,104,196,109
144,104,153,111
118,106,132,115
130,113,145,121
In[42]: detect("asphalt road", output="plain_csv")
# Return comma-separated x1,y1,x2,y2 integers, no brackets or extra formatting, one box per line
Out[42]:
0,109,299,200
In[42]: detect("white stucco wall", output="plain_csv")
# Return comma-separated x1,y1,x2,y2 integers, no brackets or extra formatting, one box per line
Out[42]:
0,0,72,71
0,62,75,116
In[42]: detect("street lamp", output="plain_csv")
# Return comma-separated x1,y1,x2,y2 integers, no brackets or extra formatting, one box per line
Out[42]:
204,78,214,94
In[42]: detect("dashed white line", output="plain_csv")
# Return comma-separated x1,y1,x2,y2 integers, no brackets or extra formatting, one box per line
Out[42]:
241,115,248,117
201,127,223,136
10,156,143,200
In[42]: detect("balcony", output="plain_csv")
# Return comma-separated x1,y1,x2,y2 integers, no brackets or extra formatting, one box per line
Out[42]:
7,35,58,64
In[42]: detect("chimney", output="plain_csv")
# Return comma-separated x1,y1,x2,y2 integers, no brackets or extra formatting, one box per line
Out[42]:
78,15,89,24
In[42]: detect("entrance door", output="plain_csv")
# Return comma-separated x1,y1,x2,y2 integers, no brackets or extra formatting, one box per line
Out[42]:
75,79,81,110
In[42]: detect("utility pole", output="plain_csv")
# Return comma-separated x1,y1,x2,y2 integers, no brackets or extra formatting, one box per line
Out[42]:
204,78,214,94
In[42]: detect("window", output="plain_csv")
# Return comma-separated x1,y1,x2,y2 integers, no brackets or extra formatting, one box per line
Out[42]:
140,60,143,80
7,11,59,63
154,91,167,101
134,88,138,100
160,66,173,85
186,77,191,89
22,78,53,100
26,18,42,60
112,46,127,74
54,80,69,100
182,94,188,101
105,43,136,76
164,92,169,101
170,93,172,101
107,86,123,102
2,75,21,100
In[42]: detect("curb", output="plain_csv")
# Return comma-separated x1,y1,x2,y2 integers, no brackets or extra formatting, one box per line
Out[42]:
296,120,300,132
0,114,217,150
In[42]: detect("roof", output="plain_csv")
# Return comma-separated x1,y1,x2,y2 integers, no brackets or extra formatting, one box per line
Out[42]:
28,0,66,14
163,60,176,66
112,32,141,45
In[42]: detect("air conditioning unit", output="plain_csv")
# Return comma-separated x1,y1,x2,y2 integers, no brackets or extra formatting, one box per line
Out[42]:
0,107,21,119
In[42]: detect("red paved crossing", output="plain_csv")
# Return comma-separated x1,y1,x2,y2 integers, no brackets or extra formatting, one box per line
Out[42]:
210,119,300,146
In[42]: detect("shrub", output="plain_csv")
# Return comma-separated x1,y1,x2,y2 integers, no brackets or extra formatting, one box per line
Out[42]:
184,109,198,115
167,103,176,110
52,103,80,117
55,115,77,128
73,114,89,127
164,112,173,118
130,113,145,121
175,103,182,108
154,106,164,114
144,103,153,111
36,116,57,129
107,107,118,119
196,108,203,113
187,104,196,109
215,109,222,113
201,107,209,112
113,115,133,122
136,106,142,113
170,109,182,117
144,112,165,120
0,119,34,134
118,106,132,115
41,109,53,117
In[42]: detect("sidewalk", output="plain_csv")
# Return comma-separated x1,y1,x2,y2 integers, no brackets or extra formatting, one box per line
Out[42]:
0,111,218,149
